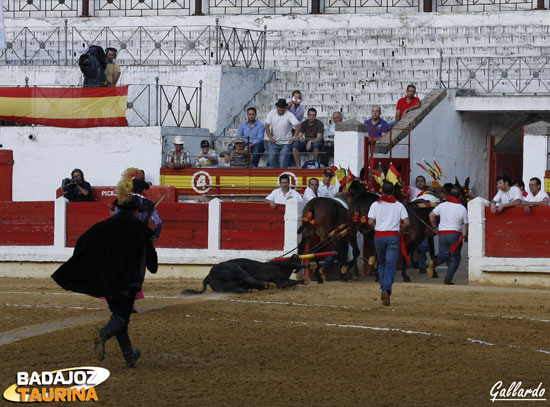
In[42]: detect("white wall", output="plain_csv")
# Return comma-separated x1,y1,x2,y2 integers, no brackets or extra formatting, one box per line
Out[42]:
399,90,489,198
0,126,163,201
523,135,548,186
0,65,273,136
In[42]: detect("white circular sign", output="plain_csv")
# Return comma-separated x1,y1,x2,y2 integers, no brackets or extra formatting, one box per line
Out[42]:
191,171,212,194
278,171,298,186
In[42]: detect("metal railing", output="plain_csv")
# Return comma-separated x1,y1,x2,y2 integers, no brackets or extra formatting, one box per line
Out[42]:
4,0,539,15
438,55,550,94
6,78,202,128
0,20,268,69
435,0,533,11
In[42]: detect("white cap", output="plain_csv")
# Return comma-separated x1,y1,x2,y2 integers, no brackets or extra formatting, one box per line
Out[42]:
174,135,184,144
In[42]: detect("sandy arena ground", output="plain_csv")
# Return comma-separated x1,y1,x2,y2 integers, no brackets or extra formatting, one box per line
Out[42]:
0,261,549,407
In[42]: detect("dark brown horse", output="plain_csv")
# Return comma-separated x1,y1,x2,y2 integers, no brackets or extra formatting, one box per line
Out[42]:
297,180,367,280
400,177,471,282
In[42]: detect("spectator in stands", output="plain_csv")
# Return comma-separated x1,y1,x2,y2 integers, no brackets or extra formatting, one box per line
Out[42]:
237,107,264,167
165,136,191,169
408,175,428,202
286,90,304,124
63,168,93,202
265,99,301,169
318,168,338,198
513,179,528,200
303,177,320,202
265,173,303,209
365,105,390,139
195,140,219,168
292,108,324,168
521,177,549,214
220,137,250,168
105,47,121,86
320,111,343,168
490,174,521,213
392,84,421,126
131,178,162,241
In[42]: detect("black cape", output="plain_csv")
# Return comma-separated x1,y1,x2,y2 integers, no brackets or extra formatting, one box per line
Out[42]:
52,211,158,298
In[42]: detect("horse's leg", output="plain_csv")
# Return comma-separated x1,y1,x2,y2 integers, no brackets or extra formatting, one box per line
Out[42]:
401,242,413,283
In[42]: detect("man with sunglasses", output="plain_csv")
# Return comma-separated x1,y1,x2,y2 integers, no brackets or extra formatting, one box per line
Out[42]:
318,168,338,198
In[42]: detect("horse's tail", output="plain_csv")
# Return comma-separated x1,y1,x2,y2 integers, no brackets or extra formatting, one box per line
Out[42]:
181,275,210,295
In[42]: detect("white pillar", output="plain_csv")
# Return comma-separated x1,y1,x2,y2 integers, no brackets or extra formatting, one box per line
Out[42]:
467,197,489,283
54,197,67,249
208,198,221,251
283,199,304,253
523,122,549,184
334,121,367,177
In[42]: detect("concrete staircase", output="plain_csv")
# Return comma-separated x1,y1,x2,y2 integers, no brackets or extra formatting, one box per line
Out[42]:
221,22,550,141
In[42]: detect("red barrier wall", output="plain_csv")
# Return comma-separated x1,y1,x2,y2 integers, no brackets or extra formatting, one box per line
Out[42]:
0,201,54,245
156,203,208,248
485,206,550,258
66,202,208,248
66,202,111,247
220,203,285,250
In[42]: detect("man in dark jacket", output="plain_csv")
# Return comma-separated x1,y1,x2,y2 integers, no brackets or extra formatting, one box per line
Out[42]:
51,195,158,367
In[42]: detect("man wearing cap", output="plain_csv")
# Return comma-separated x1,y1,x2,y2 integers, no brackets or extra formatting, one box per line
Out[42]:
302,177,320,202
195,140,219,168
166,136,191,169
368,181,410,306
428,186,468,285
318,169,338,198
237,107,265,167
265,173,303,209
265,99,302,168
220,137,250,168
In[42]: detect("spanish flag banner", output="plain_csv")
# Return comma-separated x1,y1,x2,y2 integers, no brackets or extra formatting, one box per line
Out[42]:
0,86,128,128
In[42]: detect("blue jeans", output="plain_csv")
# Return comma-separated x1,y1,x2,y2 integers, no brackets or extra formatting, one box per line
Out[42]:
437,233,462,281
374,235,400,295
250,142,265,167
418,238,430,269
292,140,325,152
268,142,292,168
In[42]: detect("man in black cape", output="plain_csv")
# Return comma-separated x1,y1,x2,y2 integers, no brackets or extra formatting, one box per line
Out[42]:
51,196,158,367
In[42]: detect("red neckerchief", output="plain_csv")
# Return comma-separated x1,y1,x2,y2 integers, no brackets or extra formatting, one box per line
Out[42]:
446,196,462,204
522,191,528,197
378,195,397,203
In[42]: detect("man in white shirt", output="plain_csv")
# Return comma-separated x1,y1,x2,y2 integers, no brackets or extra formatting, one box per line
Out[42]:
265,99,302,169
428,187,468,285
320,111,343,167
318,168,338,198
367,181,410,306
521,177,549,214
302,178,319,202
265,174,303,209
408,175,427,202
490,174,521,213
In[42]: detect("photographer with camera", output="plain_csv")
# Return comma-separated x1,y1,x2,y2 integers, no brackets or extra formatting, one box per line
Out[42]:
62,168,93,202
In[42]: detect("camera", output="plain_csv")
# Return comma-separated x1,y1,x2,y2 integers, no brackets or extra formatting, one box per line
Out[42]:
62,177,79,198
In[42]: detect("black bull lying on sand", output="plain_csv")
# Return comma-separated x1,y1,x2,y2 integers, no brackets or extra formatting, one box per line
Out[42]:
182,256,303,294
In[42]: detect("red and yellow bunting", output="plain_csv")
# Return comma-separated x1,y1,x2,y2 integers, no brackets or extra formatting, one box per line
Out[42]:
0,86,128,127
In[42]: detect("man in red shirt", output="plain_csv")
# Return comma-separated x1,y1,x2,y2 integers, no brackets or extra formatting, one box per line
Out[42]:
394,84,421,124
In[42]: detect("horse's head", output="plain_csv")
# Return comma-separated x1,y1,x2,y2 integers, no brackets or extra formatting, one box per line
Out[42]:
454,177,472,206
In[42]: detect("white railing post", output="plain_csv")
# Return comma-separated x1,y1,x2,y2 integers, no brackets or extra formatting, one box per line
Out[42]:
54,196,67,249
208,198,222,251
283,199,304,253
467,197,489,283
